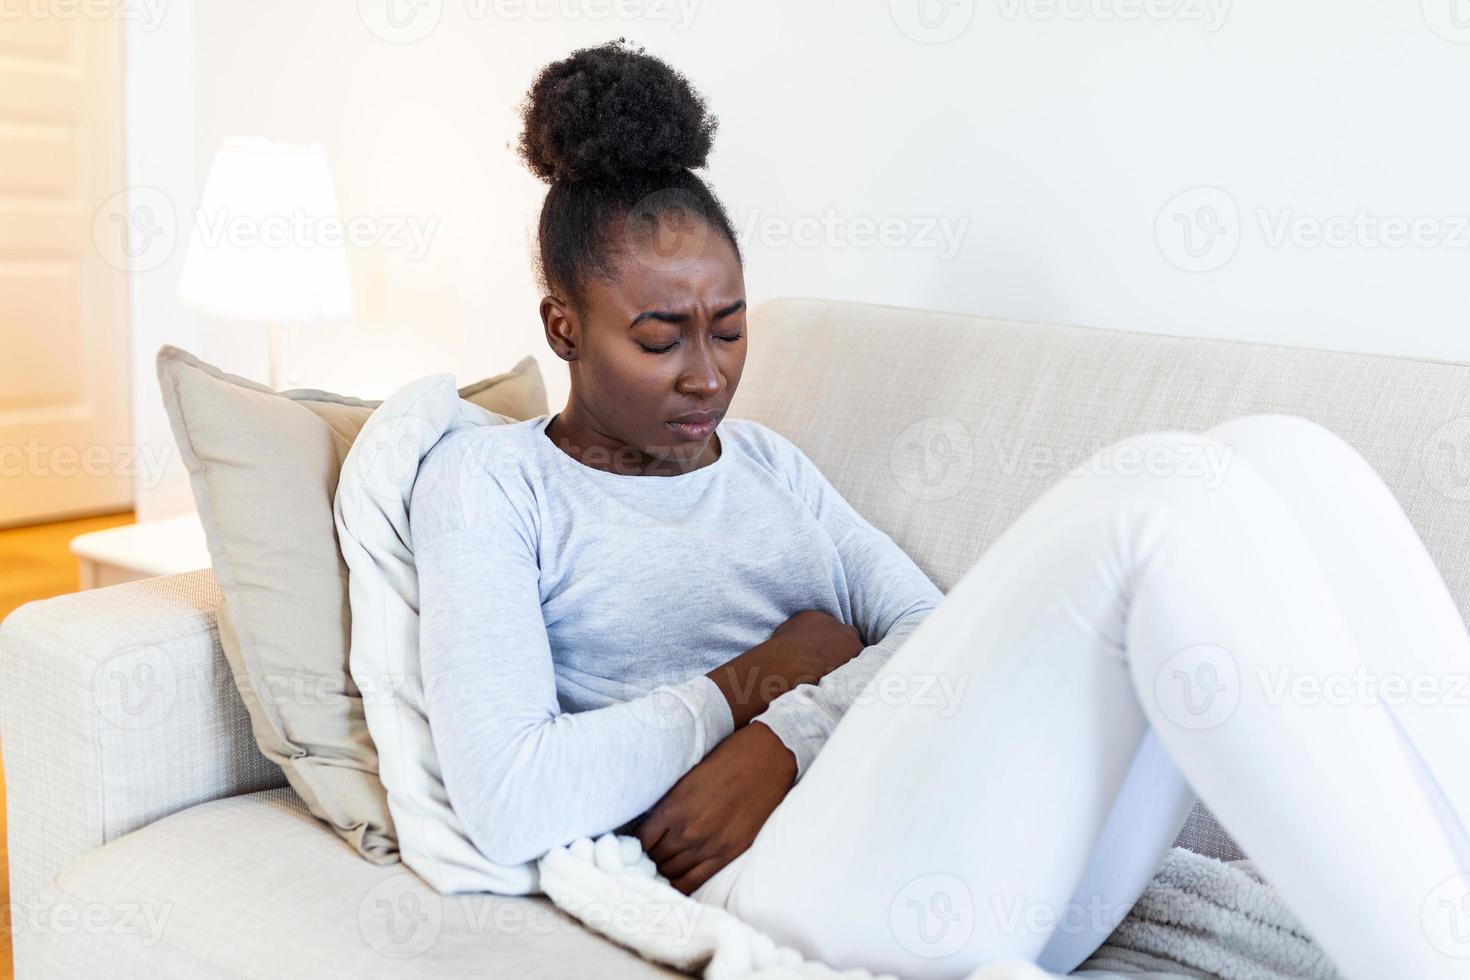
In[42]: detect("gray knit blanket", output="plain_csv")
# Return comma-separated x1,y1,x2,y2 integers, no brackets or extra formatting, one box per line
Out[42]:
1074,847,1343,980
535,837,1343,980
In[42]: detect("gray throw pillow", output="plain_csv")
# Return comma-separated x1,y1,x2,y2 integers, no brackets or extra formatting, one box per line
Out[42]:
156,344,548,864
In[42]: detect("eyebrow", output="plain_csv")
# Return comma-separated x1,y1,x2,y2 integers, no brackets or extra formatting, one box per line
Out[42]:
628,299,746,329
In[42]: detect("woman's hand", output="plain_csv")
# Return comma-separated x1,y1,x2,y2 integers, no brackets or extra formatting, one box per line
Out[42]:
706,610,865,727
637,721,798,895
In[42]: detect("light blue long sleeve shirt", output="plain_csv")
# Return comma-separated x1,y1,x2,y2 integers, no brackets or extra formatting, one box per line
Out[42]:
410,412,942,865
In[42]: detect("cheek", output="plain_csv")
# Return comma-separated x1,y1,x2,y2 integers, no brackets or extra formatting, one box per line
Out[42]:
594,351,673,415
593,344,658,388
723,344,747,381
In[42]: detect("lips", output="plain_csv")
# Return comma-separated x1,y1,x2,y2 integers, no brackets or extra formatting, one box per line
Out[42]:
668,410,720,425
665,410,721,439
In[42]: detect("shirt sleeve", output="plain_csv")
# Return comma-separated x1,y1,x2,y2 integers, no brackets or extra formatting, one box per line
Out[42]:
410,429,735,867
748,428,944,781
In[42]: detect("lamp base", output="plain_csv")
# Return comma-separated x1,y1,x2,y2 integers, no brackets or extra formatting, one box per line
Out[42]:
266,322,301,391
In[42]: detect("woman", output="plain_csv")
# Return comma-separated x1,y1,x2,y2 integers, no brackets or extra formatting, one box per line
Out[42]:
411,40,1470,979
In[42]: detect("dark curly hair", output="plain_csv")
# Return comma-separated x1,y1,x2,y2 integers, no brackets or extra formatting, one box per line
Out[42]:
517,39,742,309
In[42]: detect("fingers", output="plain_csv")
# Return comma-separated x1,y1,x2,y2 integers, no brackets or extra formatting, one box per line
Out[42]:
640,813,690,867
656,845,705,883
639,812,707,885
636,809,669,856
672,857,727,897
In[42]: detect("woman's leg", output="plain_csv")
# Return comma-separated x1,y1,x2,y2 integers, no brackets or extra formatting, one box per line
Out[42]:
1042,410,1470,972
693,417,1470,980
1170,414,1470,959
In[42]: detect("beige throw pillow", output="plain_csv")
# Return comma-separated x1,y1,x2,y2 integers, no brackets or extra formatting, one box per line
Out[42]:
156,345,548,864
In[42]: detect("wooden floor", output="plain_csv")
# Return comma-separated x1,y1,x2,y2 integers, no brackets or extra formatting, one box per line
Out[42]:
0,510,136,979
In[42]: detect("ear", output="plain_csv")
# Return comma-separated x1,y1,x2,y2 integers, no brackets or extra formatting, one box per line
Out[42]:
540,295,580,362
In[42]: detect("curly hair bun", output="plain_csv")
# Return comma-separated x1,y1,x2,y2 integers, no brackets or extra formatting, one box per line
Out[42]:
518,39,717,184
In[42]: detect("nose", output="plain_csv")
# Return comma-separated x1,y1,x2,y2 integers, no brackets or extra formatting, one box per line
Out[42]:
674,336,724,397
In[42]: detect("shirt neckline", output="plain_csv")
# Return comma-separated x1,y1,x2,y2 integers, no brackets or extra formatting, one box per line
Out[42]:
533,413,729,486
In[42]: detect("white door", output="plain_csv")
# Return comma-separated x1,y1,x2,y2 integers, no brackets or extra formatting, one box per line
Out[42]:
0,9,131,528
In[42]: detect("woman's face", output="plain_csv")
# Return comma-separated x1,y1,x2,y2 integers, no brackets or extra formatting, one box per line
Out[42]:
540,216,746,475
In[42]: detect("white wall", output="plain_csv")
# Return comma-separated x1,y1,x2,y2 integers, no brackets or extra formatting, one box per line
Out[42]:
126,0,1470,516
123,2,198,521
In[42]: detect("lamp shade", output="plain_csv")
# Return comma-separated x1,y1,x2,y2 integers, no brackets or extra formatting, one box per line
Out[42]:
177,138,353,324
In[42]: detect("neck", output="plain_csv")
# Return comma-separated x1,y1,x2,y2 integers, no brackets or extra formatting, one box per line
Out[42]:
544,404,720,477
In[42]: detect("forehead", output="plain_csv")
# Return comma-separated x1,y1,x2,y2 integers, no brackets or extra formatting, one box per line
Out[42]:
588,220,744,315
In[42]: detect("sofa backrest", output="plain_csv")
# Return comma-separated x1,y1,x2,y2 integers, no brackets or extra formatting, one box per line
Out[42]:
738,296,1470,623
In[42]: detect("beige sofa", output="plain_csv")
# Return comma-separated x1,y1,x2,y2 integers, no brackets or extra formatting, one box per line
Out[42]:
5,296,1470,977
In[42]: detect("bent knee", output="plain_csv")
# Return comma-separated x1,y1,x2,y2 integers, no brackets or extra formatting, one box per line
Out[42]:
1206,413,1380,491
1208,412,1345,450
1031,427,1306,546
1211,415,1386,481
1068,429,1240,495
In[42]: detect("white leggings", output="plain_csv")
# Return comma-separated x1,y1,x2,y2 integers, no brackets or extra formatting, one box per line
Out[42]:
690,414,1470,980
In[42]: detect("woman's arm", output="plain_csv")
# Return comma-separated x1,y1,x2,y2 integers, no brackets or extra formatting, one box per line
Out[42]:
748,428,945,780
413,431,735,866
704,610,867,727
637,430,945,894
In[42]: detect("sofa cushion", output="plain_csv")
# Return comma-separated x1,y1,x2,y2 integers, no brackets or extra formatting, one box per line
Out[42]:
156,346,548,867
736,297,1470,864
738,299,1470,610
45,787,681,979
333,374,543,895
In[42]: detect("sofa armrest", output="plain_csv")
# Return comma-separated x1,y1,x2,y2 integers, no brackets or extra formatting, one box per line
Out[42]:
0,569,286,916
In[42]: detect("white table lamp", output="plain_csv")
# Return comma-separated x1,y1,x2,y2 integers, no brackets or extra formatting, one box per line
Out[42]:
177,137,353,390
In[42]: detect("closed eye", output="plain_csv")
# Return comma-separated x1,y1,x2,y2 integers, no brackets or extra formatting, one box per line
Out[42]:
640,333,743,355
